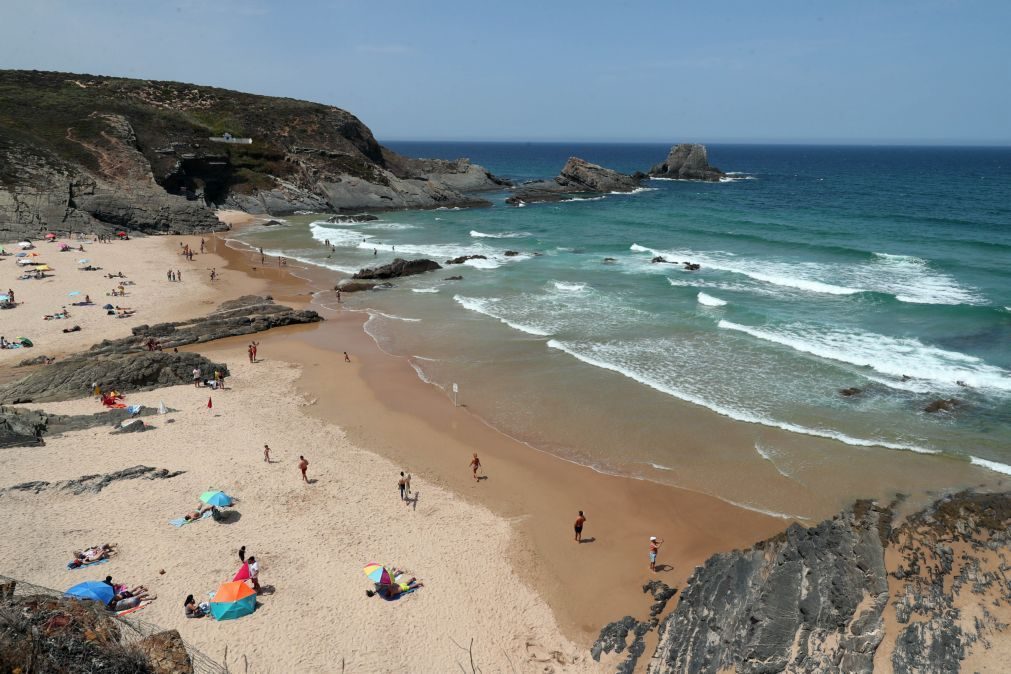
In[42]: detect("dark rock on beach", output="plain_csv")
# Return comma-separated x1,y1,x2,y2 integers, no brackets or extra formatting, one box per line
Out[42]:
1,465,185,496
352,258,441,280
506,157,643,205
648,144,725,182
335,280,395,293
0,351,228,404
445,254,487,265
0,404,171,448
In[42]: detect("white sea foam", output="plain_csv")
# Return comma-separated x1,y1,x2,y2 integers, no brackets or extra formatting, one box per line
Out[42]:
866,252,985,305
362,241,529,270
361,222,417,230
366,309,421,322
647,462,673,471
970,456,1011,476
561,195,606,202
718,320,1011,392
411,288,440,293
409,361,437,386
545,339,938,454
715,496,807,520
470,230,530,239
697,292,727,307
453,295,551,336
310,223,374,248
553,281,589,293
259,248,360,274
755,442,792,478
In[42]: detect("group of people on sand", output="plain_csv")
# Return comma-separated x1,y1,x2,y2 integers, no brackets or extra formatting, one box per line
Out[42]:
247,341,259,363
179,243,197,261
192,366,227,390
103,575,156,612
69,543,117,567
183,545,261,619
167,269,183,282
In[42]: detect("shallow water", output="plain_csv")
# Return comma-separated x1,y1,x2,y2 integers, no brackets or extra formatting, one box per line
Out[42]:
234,143,1011,515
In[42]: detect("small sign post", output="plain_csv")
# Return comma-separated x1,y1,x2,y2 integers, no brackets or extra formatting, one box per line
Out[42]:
452,382,459,407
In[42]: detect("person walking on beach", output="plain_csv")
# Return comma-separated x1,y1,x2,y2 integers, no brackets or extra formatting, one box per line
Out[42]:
336,289,342,304
263,444,271,463
247,555,261,594
404,471,412,497
200,238,206,254
299,455,309,483
248,344,254,363
398,472,407,501
575,511,586,542
649,536,664,572
470,453,482,481
344,351,351,363
176,269,182,282
192,367,201,388
251,341,259,361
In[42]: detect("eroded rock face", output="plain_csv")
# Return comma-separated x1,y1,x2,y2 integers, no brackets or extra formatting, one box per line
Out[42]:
0,404,170,448
0,351,228,404
647,502,890,674
352,258,441,280
645,493,1011,674
137,629,194,674
506,157,643,205
649,144,724,182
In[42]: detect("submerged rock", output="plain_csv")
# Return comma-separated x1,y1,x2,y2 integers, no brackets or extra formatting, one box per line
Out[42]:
648,144,725,182
326,213,378,224
924,398,959,413
445,255,487,265
840,387,863,397
352,258,442,279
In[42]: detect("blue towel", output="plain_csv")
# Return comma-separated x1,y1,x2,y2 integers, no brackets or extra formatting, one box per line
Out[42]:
169,509,213,527
67,557,110,570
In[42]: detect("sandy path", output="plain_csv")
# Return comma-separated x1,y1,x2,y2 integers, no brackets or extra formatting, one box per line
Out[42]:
0,352,601,673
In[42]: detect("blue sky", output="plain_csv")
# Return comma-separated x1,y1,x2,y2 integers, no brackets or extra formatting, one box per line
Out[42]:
2,0,1009,143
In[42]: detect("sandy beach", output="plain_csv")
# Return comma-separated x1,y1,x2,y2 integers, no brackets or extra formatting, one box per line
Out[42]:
0,217,792,672
0,233,264,366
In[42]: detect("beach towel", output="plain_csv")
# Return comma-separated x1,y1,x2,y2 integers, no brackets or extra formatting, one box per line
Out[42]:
67,557,110,570
126,404,143,415
168,509,214,527
114,600,151,617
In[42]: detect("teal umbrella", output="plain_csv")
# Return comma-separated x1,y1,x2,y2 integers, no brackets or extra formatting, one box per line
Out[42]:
200,490,233,507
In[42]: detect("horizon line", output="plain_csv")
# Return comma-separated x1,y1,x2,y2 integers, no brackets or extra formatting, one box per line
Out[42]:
381,138,1011,148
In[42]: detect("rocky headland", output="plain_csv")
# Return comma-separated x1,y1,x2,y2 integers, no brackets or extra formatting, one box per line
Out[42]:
614,491,1011,674
506,157,644,205
0,70,510,241
648,144,725,182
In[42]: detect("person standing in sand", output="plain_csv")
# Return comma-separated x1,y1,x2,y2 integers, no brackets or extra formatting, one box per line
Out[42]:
247,555,262,594
251,341,259,361
398,472,407,500
344,351,351,363
299,455,309,483
263,444,271,463
248,344,254,363
200,238,205,254
192,368,201,388
470,453,482,481
176,269,182,282
404,472,412,497
649,536,664,572
574,511,586,542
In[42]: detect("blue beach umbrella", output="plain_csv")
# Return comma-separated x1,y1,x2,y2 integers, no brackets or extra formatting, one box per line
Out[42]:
15,252,27,258
65,580,114,604
68,291,81,297
200,490,233,507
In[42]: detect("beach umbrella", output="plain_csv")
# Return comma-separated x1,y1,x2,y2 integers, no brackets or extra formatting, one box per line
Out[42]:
363,563,396,586
68,291,81,297
15,252,26,257
0,295,9,302
200,490,233,507
103,303,114,310
209,581,256,621
65,580,114,604
233,563,251,582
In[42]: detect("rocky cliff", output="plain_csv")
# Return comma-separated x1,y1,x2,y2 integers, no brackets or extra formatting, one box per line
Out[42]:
648,144,724,182
644,492,1011,674
506,157,643,205
0,70,508,240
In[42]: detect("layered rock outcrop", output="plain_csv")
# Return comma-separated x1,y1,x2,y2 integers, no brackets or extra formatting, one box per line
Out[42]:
645,492,1011,674
648,144,724,182
506,157,643,205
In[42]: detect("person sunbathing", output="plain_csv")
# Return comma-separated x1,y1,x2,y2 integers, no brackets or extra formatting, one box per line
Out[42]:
183,504,216,521
366,570,423,598
109,587,156,612
73,544,117,563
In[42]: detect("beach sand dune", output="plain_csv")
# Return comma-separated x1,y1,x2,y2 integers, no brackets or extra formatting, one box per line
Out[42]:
0,353,601,673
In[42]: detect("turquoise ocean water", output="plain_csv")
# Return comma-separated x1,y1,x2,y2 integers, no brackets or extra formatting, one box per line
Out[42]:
234,143,1011,503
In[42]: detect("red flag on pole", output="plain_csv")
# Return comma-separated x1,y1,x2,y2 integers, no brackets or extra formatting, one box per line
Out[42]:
207,397,213,409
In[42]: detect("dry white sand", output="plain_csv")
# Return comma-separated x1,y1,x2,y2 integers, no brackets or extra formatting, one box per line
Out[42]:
0,351,601,673
0,235,253,365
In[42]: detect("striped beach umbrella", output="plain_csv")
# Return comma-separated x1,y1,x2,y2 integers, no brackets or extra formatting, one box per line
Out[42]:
363,563,395,586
